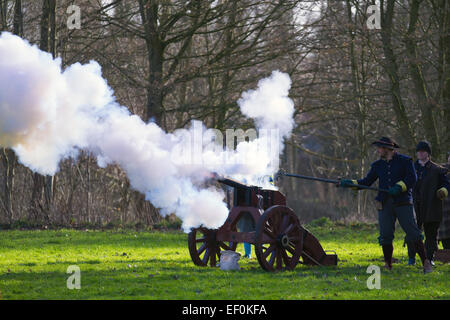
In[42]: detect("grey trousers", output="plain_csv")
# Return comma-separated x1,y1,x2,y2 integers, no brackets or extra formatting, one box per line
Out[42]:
378,197,423,246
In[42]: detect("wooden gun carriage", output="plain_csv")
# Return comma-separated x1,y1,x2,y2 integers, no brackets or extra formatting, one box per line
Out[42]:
188,178,337,271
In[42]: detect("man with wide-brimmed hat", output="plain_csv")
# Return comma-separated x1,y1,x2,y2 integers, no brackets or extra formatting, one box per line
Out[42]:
406,141,449,265
340,137,433,273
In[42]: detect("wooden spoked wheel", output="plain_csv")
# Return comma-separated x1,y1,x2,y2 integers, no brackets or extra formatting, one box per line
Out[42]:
188,227,237,267
255,205,304,271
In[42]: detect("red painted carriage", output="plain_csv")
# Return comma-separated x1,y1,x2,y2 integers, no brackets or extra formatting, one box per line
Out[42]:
188,178,337,271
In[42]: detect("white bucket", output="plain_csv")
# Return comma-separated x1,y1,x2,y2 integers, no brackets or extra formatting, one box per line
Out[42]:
219,250,241,271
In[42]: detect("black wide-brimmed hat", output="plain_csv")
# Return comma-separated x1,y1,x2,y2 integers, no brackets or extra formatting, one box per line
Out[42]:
416,141,432,155
371,137,400,149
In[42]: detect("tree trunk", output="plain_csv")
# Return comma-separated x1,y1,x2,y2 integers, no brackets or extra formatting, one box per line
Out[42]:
346,0,368,216
86,154,91,223
13,0,22,36
30,0,57,220
217,0,237,130
29,172,45,222
0,0,21,224
1,148,15,223
380,0,416,150
0,0,8,31
405,0,441,158
138,0,165,125
440,0,450,154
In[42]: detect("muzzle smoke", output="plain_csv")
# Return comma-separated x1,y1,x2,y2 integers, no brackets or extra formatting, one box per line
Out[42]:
0,32,295,231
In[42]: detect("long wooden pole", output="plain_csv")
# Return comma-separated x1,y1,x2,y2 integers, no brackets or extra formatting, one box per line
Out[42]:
279,172,389,193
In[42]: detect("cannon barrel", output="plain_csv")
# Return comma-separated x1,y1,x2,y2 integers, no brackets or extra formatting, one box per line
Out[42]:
217,177,259,191
216,176,286,209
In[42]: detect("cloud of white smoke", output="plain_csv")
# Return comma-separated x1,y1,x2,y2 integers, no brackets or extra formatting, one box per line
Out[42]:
0,32,295,232
238,70,294,139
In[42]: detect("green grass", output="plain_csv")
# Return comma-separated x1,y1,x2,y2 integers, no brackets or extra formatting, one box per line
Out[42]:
0,223,448,300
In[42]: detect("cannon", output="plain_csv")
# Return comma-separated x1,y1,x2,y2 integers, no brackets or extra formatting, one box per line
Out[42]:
187,177,337,271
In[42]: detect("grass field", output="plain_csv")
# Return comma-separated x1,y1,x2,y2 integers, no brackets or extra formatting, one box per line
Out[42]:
0,221,448,300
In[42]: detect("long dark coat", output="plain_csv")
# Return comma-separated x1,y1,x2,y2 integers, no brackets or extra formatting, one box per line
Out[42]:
438,164,450,240
413,161,449,223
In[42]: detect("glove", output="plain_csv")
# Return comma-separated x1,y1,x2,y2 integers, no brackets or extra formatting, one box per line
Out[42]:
388,184,402,196
339,179,357,188
437,187,448,200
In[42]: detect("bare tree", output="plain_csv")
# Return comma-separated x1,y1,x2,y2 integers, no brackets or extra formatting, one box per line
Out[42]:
29,0,57,223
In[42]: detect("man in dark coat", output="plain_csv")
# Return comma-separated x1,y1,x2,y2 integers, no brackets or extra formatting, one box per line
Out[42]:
407,142,449,264
340,137,433,273
437,151,450,249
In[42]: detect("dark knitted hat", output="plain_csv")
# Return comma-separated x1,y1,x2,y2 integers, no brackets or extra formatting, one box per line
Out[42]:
416,141,432,155
371,137,400,149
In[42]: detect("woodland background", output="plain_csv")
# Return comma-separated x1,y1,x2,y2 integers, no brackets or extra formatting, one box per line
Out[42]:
0,0,448,228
